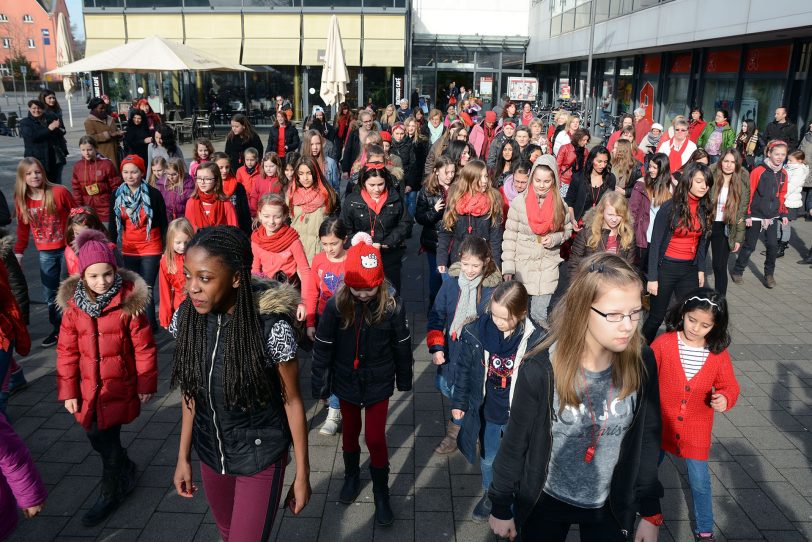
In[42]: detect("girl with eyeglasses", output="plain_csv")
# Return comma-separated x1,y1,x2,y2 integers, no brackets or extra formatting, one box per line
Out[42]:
157,157,195,222
488,253,663,542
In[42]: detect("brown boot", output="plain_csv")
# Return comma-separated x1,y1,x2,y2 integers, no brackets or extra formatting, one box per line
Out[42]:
765,275,776,289
434,420,461,454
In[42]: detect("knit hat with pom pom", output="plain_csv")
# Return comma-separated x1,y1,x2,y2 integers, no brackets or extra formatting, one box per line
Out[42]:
344,232,384,289
76,229,117,276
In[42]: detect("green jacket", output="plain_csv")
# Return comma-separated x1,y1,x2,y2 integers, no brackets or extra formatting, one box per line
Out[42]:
698,122,736,152
711,165,750,250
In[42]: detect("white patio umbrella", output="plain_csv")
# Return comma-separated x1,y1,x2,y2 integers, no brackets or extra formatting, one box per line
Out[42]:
319,15,349,118
55,12,75,126
48,35,251,113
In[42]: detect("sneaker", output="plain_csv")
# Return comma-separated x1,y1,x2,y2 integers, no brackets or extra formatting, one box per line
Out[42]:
694,534,716,542
41,332,59,348
730,272,743,285
319,407,342,436
765,275,776,289
471,493,492,523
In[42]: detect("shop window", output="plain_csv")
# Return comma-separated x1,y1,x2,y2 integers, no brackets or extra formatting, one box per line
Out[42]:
744,45,791,74
701,79,736,128
704,49,741,74
669,53,691,74
741,79,785,132
663,77,689,127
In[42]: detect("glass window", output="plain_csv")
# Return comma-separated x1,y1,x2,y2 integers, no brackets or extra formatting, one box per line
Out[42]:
609,0,622,17
503,51,524,70
412,46,434,69
595,0,610,21
604,58,616,77
616,58,635,114
85,0,125,6
663,77,689,127
633,0,659,9
561,9,575,33
362,0,400,7
701,79,736,128
574,2,591,29
364,67,393,109
303,0,361,6
243,0,297,6
550,15,562,37
183,0,242,6
126,0,182,6
741,79,785,132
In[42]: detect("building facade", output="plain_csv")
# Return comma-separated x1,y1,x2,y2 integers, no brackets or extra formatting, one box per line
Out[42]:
527,0,812,133
0,0,73,81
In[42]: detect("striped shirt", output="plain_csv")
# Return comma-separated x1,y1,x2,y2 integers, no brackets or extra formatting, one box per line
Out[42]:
677,332,710,380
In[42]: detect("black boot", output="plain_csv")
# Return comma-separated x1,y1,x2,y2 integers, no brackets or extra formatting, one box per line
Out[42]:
82,461,121,526
370,465,394,526
777,242,787,258
339,451,361,504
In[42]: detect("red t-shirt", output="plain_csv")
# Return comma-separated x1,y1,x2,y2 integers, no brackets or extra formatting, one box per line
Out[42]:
605,233,618,254
277,126,286,157
121,207,164,256
309,251,346,318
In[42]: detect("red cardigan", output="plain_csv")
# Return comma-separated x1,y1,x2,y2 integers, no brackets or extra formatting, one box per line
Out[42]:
651,332,740,460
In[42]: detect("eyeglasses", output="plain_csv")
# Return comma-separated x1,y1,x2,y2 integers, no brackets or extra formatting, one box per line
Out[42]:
591,307,644,322
196,177,215,182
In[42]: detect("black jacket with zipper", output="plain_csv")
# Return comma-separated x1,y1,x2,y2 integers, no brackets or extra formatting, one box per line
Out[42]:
646,199,710,281
414,187,445,252
341,187,413,250
172,280,299,476
436,212,503,269
488,345,663,539
311,293,413,406
390,137,418,192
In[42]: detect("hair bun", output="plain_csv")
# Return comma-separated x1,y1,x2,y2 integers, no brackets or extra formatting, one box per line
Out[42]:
75,228,108,251
351,231,374,247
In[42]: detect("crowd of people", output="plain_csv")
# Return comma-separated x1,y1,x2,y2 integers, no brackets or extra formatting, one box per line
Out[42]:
4,90,811,542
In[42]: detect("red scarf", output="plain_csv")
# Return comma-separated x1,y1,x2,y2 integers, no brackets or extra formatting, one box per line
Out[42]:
361,189,388,216
251,224,300,253
222,176,237,198
525,188,556,236
288,184,329,216
455,191,491,217
188,192,228,227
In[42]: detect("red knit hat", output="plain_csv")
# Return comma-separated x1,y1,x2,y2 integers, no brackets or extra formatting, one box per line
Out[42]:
76,229,117,276
380,131,392,143
120,154,146,175
344,232,384,289
485,111,497,123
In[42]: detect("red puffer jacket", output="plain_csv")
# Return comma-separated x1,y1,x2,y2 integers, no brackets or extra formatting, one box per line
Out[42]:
70,157,122,222
56,269,157,430
556,143,577,187
0,260,30,356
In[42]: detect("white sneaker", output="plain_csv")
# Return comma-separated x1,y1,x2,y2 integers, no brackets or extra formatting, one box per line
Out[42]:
319,407,342,435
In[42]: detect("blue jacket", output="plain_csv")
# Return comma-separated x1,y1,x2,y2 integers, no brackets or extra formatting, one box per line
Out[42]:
426,263,501,385
450,315,542,466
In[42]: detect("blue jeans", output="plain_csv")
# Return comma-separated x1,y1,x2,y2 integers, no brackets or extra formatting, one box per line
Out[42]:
480,420,505,492
406,191,417,218
425,251,443,312
435,371,454,399
686,458,713,534
39,249,64,331
123,254,161,327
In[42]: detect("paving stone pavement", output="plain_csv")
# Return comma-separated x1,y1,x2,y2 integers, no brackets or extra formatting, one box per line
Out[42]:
2,122,812,541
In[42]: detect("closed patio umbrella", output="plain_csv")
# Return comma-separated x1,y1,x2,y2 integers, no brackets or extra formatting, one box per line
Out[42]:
320,15,349,118
55,12,75,126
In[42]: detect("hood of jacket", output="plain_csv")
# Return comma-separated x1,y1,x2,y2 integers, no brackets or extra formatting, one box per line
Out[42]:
447,261,502,287
531,153,560,186
56,268,150,316
253,278,301,318
0,228,13,259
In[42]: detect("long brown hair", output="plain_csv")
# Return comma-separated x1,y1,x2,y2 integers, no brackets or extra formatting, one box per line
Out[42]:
423,155,456,196
531,253,644,409
228,114,258,143
335,282,397,329
712,148,743,226
611,139,637,190
292,156,338,214
443,160,502,230
587,191,634,251
14,157,57,223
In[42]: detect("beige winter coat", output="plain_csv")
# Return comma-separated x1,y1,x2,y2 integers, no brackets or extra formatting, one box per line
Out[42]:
291,205,328,264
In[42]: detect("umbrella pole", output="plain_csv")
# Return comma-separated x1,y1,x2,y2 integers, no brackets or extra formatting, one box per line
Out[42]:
67,94,73,127
158,72,165,115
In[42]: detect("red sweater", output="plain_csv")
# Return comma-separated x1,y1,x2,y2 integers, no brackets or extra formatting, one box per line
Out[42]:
651,332,740,460
158,253,186,328
309,251,346,319
664,195,701,261
14,185,75,254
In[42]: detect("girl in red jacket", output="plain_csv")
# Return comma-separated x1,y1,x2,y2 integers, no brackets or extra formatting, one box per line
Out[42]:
251,194,314,324
71,136,121,222
56,229,157,527
185,161,238,230
13,157,76,347
235,146,260,195
249,152,285,215
158,217,194,329
651,288,739,542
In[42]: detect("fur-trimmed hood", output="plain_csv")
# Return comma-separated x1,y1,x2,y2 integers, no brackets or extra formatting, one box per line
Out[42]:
0,228,13,259
447,261,502,286
56,268,150,316
252,278,301,318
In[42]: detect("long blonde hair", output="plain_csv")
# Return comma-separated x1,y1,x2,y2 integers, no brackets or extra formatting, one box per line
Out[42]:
335,282,397,329
163,218,195,274
531,252,644,409
165,157,188,194
443,160,502,230
14,158,57,224
587,191,634,251
381,104,398,127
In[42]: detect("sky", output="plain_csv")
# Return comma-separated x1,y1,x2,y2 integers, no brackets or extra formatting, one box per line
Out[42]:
66,0,85,40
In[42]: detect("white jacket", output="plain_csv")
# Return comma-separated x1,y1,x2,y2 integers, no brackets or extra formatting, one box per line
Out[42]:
785,162,808,209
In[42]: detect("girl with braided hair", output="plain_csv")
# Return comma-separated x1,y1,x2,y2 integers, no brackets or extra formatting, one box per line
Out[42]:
171,225,310,542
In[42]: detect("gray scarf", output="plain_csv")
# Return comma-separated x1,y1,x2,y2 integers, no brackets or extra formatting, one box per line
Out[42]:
74,274,123,318
450,273,483,339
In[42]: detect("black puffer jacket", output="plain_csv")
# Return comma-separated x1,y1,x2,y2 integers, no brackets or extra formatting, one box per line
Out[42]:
20,111,64,172
489,345,663,539
173,280,299,476
0,229,30,324
341,188,413,250
414,186,446,252
390,138,418,192
436,212,503,268
311,292,413,406
266,124,300,161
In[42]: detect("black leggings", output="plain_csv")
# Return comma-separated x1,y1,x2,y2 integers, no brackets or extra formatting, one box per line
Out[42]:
521,493,628,542
642,259,699,343
87,423,125,468
709,221,731,296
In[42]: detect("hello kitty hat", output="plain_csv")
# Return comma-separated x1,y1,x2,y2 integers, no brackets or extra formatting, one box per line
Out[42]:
344,232,385,289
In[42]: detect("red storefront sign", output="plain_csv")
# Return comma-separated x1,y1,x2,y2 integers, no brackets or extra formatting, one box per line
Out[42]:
670,53,692,74
705,50,741,73
745,45,791,73
643,55,661,75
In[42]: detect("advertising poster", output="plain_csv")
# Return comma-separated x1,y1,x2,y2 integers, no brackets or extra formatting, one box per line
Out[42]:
508,77,538,101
